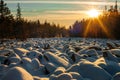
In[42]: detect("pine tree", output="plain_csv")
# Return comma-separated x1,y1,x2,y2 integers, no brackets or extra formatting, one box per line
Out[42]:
16,3,21,20
0,0,12,20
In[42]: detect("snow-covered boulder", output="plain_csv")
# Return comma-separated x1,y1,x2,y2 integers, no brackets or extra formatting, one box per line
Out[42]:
86,49,99,58
20,57,32,69
14,48,29,58
44,52,70,68
50,73,73,80
31,58,41,70
45,62,57,74
26,50,42,59
67,60,112,80
94,57,120,76
111,49,120,57
2,67,33,80
57,73,73,80
102,50,118,62
53,67,66,75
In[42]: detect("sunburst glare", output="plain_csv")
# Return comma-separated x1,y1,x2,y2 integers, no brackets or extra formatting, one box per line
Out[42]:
87,9,100,18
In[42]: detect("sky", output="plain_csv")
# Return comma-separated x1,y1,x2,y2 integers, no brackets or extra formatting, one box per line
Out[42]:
5,0,120,28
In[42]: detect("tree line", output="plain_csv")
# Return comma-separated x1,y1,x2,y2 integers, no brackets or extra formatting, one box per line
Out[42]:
0,0,68,40
69,11,120,39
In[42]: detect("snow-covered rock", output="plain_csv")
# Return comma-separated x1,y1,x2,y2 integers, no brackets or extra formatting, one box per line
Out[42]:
102,50,118,62
14,48,29,58
45,62,57,74
111,49,120,57
53,67,66,75
44,52,70,68
67,60,112,80
57,73,73,80
2,67,33,80
94,57,120,76
26,50,42,59
31,58,41,70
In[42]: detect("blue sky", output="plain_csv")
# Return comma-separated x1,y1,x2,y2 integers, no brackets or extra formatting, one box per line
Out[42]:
5,0,120,28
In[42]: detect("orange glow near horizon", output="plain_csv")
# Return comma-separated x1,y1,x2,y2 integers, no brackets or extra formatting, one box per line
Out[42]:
83,17,114,38
84,20,92,37
97,18,114,38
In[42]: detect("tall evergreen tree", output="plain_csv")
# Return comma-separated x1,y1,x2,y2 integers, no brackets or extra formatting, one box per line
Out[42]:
16,3,21,20
0,0,12,21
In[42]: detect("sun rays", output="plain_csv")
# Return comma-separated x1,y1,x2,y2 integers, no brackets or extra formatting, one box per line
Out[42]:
83,17,114,39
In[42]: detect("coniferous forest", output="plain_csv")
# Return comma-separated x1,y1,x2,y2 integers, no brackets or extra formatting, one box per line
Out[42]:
0,0,68,40
69,13,120,39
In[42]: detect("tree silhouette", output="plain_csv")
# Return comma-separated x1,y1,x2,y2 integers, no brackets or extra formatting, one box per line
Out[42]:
0,0,13,22
16,3,21,20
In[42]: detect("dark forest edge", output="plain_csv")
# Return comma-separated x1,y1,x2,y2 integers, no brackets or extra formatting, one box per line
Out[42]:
69,13,120,40
0,0,68,40
0,0,120,40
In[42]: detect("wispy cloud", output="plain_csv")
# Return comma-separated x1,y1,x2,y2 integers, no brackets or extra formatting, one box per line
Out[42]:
45,10,86,14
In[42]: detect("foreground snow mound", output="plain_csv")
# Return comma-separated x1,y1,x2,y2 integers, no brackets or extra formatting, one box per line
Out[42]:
2,67,33,80
67,60,112,80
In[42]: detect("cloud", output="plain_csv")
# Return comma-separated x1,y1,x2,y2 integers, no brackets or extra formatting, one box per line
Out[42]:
45,10,87,14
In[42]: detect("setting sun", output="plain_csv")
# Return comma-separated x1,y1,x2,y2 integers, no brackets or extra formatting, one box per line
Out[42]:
87,9,100,18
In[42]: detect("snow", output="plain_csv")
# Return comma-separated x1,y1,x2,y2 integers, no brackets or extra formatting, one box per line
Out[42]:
2,67,34,80
0,38,120,80
27,50,42,59
67,60,112,80
43,52,70,68
14,48,29,58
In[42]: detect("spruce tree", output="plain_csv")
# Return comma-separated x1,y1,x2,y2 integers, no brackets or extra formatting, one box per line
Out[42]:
0,0,12,20
16,3,21,20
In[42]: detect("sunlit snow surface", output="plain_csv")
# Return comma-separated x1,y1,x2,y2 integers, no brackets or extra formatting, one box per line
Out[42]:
0,38,120,80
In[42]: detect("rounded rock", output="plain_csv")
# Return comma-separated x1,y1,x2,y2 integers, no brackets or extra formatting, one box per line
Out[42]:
2,67,33,80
